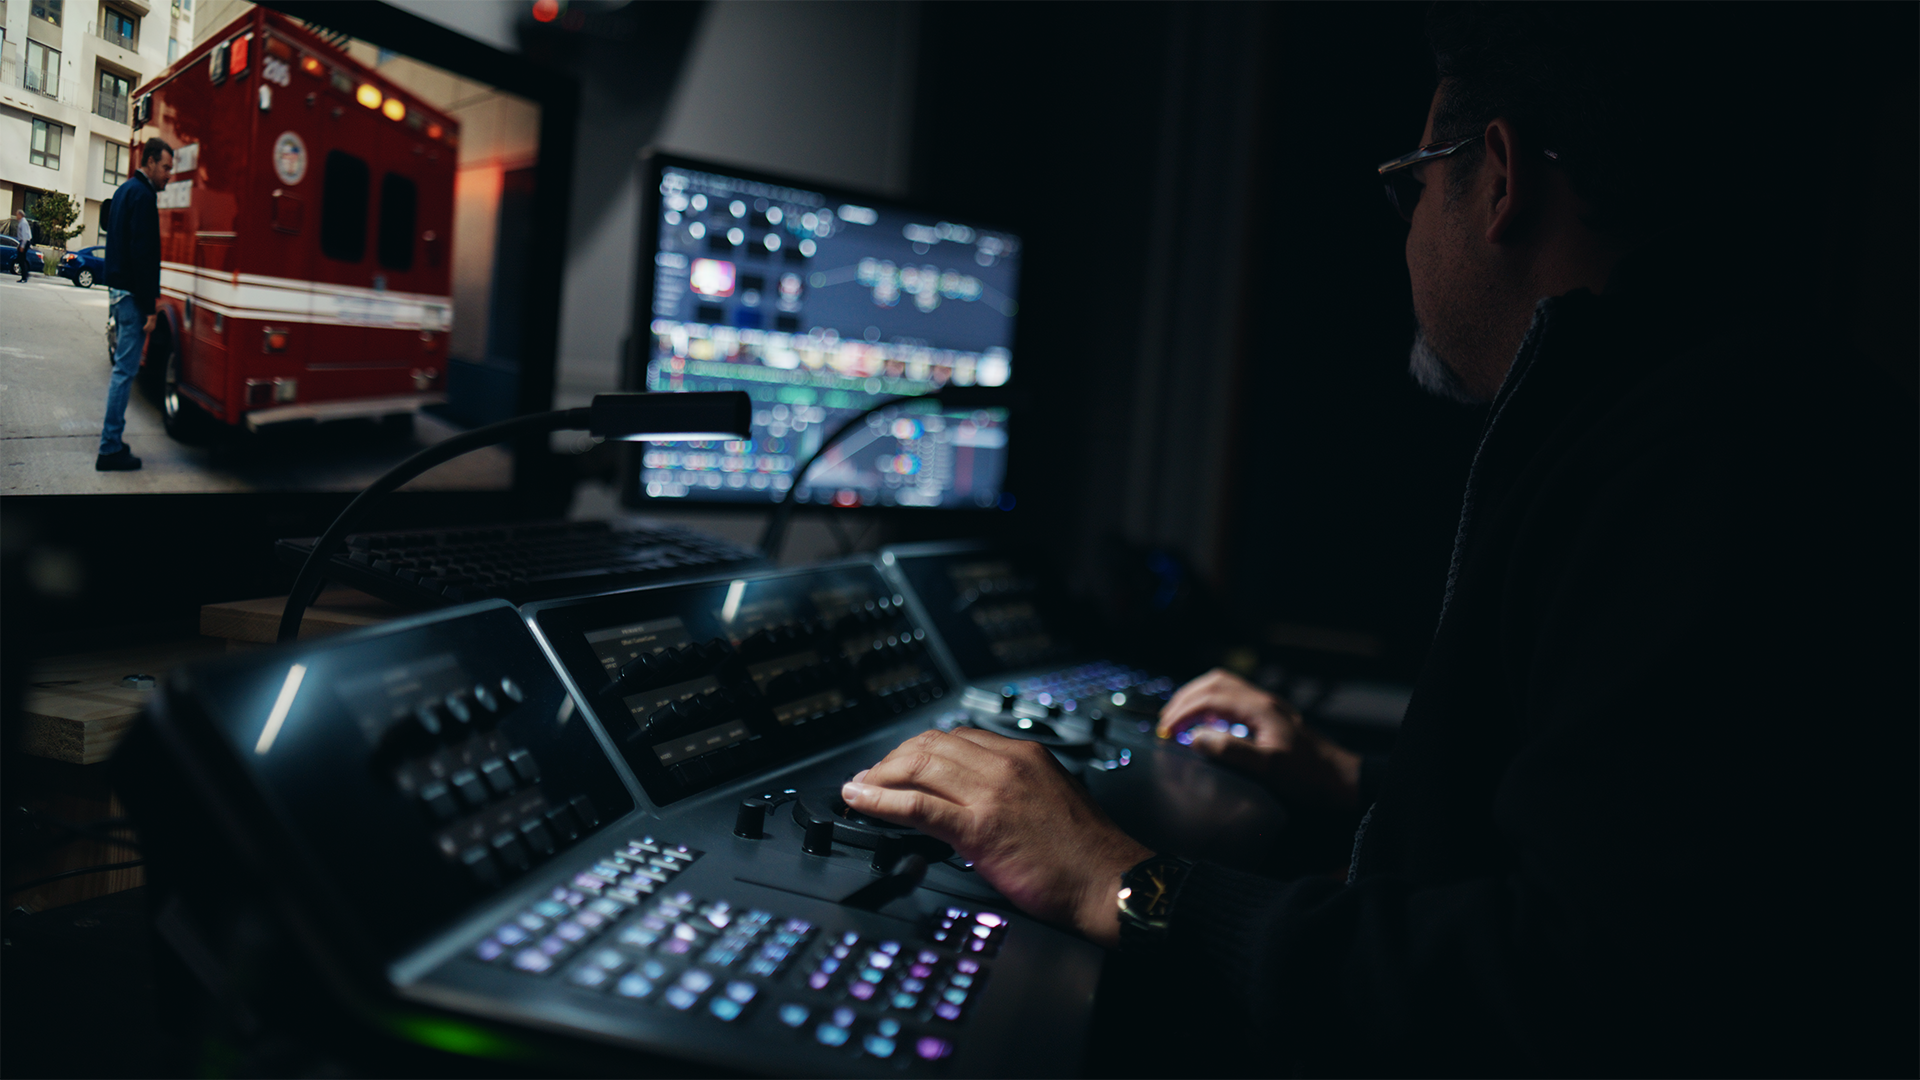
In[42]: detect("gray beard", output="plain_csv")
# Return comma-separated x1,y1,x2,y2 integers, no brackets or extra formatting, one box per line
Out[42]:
1408,326,1482,404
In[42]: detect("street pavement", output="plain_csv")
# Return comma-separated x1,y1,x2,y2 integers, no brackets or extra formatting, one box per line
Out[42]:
0,273,509,495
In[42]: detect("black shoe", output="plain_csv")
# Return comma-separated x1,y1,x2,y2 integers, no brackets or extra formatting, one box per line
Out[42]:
95,448,142,471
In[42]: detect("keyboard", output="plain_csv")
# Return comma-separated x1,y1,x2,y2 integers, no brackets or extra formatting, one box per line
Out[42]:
274,520,763,608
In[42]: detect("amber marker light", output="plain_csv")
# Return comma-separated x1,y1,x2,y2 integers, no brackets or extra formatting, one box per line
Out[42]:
382,98,406,122
356,83,383,110
300,56,324,77
425,123,443,140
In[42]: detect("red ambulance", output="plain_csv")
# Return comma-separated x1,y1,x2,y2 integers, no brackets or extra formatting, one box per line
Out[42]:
125,8,458,441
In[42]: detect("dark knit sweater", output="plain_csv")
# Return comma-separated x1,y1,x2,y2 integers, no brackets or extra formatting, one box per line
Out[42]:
1160,269,1917,1076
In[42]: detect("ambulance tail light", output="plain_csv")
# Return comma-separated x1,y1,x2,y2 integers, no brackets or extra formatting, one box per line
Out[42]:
300,56,324,77
262,327,290,353
356,83,383,110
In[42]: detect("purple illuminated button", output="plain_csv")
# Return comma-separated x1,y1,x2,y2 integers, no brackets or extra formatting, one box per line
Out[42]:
660,937,693,956
808,971,831,990
909,963,933,979
664,986,699,1011
917,950,940,965
945,907,966,919
819,957,841,974
495,924,528,946
574,873,608,892
966,939,986,953
831,944,852,960
975,912,1005,928
576,910,606,930
513,949,553,974
916,1036,955,1061
679,969,715,994
956,958,980,975
538,935,569,956
832,1007,856,1028
556,922,587,943
934,1002,962,1021
899,978,925,993
474,939,505,962
849,981,877,1001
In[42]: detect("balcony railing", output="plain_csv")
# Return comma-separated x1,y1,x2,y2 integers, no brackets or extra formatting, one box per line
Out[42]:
96,89,129,123
94,22,140,52
21,68,77,104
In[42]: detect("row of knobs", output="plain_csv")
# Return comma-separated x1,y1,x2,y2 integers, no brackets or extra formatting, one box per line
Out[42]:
736,603,905,661
605,638,731,698
390,675,525,750
640,685,753,740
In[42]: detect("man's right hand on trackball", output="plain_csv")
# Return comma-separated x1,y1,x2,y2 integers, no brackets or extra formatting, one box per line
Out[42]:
1157,668,1363,810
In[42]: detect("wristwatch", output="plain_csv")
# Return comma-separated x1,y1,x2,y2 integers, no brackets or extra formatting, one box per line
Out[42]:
1115,854,1194,949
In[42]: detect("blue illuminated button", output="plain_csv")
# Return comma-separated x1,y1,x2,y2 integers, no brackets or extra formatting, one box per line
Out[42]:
724,981,757,1004
777,1003,810,1028
568,965,611,989
832,1007,856,1027
495,924,528,946
949,973,974,989
473,939,504,962
943,987,968,1006
892,993,919,1010
877,1018,901,1038
678,969,715,994
615,973,656,999
664,987,699,1010
863,1035,896,1058
512,949,552,974
877,940,902,956
639,959,669,981
708,997,744,1022
815,1024,851,1047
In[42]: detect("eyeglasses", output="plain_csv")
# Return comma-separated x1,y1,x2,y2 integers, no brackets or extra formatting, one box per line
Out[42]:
1377,136,1560,222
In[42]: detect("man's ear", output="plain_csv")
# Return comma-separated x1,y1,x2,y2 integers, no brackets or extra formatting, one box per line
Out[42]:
1482,117,1526,245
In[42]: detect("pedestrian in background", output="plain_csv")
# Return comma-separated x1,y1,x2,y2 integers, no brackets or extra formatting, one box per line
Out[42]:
96,138,172,473
11,209,30,282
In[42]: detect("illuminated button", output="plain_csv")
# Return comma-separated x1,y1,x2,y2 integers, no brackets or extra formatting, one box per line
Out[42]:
934,1002,961,1021
708,996,744,1022
955,958,981,974
777,1003,809,1028
807,971,831,990
537,935,568,957
866,952,894,969
832,1007,856,1027
724,980,757,1004
915,1036,955,1061
942,987,968,1006
877,1018,901,1037
497,676,524,705
678,969,715,994
814,1023,850,1047
496,924,529,946
588,948,626,970
899,977,924,993
975,912,1005,928
556,922,587,943
512,949,552,974
908,963,933,979
472,683,501,714
474,939,504,961
568,965,610,988
660,937,692,956
849,981,877,1001
917,950,940,965
575,910,607,931
863,1035,896,1059
615,973,656,999
891,992,918,1010
443,692,473,727
663,987,698,1010
949,973,973,989
534,900,569,920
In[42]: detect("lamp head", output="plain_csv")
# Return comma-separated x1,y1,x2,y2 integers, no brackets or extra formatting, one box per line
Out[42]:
588,391,753,442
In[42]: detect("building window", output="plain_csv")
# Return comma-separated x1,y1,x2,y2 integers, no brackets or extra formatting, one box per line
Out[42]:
24,41,60,97
104,141,131,187
30,0,63,26
168,37,180,63
96,69,132,123
321,150,370,263
30,120,63,170
101,8,138,51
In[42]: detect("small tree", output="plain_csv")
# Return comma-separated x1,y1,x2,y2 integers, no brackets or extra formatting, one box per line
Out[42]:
27,191,82,250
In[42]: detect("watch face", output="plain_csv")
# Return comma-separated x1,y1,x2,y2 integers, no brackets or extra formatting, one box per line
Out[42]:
1132,866,1178,919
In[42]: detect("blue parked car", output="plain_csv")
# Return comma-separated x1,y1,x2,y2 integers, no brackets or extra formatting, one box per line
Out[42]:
0,236,45,276
57,245,106,288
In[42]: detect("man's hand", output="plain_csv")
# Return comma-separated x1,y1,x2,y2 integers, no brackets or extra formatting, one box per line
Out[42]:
841,728,1151,947
143,314,156,333
1158,668,1363,810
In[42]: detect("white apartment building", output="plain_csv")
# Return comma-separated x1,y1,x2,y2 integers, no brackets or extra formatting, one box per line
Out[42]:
0,0,195,253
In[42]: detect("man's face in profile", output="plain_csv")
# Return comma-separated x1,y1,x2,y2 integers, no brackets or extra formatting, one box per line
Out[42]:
1403,88,1485,405
144,152,173,190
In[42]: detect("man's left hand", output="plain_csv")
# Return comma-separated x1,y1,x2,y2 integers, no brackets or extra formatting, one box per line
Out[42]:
841,728,1151,947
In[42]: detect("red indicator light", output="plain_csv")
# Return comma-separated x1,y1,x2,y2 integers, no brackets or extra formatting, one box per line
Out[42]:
426,123,443,140
300,56,324,77
532,0,559,23
230,34,250,73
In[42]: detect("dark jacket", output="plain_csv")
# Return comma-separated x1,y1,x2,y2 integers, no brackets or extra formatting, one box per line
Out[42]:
1160,265,1917,1075
104,170,161,315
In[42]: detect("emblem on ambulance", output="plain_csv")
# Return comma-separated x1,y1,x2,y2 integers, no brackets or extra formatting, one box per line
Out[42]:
273,131,307,186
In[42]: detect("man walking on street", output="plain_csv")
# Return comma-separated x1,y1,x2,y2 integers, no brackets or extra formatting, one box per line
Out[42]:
11,209,31,282
97,138,172,473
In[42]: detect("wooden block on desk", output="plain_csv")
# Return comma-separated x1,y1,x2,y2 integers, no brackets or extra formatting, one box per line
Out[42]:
20,638,228,765
199,588,407,645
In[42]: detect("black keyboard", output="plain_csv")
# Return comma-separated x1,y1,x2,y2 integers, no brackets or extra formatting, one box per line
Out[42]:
274,520,764,608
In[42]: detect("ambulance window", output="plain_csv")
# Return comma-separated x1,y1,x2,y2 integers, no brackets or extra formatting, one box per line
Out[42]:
377,173,417,271
320,150,369,263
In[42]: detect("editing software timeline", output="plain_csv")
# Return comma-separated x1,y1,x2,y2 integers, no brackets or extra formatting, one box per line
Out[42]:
633,154,1018,510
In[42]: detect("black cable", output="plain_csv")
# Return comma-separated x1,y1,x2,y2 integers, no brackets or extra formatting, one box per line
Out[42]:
759,394,930,561
276,407,591,643
5,860,146,895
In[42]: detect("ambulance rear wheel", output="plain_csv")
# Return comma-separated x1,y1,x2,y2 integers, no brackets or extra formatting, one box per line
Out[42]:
161,344,213,445
74,269,93,288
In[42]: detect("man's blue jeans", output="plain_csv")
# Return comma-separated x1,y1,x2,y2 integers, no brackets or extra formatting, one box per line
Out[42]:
100,288,147,455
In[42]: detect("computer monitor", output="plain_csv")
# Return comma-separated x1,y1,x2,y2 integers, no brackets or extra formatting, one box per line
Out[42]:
629,152,1019,511
0,0,570,500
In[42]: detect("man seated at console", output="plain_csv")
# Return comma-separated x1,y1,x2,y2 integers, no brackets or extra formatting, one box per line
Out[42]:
842,5,1915,1073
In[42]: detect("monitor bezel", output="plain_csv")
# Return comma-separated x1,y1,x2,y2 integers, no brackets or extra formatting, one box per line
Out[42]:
623,149,1025,518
